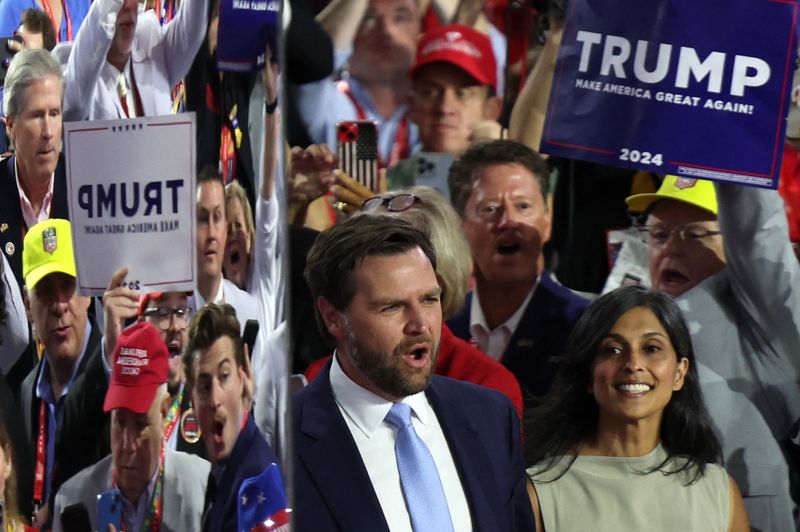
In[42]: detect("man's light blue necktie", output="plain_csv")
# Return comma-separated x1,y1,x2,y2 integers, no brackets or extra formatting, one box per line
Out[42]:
385,402,455,532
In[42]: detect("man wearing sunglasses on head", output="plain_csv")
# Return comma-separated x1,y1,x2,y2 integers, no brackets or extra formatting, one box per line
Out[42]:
102,269,207,458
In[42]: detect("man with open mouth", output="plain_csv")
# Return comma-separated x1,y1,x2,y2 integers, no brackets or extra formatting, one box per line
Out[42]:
447,139,590,403
59,0,206,121
100,267,208,459
183,303,282,532
293,214,534,532
626,176,800,532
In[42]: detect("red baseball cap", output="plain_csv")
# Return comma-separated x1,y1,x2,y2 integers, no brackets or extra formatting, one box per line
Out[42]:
103,322,169,414
409,24,497,91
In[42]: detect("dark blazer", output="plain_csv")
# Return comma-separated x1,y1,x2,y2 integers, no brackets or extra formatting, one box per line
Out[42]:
203,413,281,532
0,154,69,290
293,362,535,532
19,320,108,525
447,271,589,402
288,224,328,374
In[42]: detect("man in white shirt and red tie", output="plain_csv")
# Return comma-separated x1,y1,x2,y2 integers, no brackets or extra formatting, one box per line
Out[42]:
60,0,206,121
293,214,534,531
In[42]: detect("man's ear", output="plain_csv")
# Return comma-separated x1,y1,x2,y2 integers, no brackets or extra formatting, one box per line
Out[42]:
317,296,344,341
5,114,15,145
482,95,503,121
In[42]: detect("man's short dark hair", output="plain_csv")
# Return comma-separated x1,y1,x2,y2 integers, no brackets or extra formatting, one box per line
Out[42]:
304,215,437,347
20,9,56,51
183,303,243,390
447,139,550,218
197,164,224,189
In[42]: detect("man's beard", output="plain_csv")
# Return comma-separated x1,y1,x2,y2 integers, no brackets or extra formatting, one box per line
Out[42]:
343,319,438,399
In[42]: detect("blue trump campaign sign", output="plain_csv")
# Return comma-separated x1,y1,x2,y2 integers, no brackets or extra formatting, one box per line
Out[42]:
216,0,280,72
237,463,290,531
541,0,798,189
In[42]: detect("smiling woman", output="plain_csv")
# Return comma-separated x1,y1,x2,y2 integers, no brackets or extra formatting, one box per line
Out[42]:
523,286,749,532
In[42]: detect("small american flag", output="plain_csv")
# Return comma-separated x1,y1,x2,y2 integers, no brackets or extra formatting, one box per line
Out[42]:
337,120,379,191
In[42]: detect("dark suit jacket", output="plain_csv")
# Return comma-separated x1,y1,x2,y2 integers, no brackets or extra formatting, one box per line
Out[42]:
288,224,328,374
1,154,70,395
203,413,280,532
293,362,535,532
447,271,589,403
0,154,69,290
19,320,109,526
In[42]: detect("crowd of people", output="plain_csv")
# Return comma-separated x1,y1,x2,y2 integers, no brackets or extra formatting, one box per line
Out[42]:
0,0,798,531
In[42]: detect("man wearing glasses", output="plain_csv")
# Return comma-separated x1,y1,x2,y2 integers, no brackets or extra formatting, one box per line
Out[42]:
626,176,800,532
102,272,206,457
626,176,725,298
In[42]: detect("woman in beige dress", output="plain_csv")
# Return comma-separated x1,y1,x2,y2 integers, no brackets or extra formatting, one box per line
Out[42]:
525,286,748,531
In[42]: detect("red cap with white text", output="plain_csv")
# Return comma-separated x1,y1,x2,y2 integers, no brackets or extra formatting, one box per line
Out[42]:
103,322,169,414
409,24,497,91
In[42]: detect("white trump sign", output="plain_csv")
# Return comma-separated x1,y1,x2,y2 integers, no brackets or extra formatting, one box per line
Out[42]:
64,114,197,296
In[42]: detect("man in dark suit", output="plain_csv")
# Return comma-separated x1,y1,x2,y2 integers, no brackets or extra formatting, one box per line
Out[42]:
0,49,68,290
18,219,108,527
183,303,283,532
294,215,534,532
446,140,589,401
0,49,70,394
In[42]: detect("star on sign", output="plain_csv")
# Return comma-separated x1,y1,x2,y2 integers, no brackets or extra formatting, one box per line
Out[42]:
257,492,266,505
241,495,248,506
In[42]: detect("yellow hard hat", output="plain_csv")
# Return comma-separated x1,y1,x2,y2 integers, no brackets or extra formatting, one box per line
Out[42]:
22,218,77,290
626,175,718,216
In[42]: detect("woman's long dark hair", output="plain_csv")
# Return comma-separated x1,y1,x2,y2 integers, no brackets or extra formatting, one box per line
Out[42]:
524,286,721,484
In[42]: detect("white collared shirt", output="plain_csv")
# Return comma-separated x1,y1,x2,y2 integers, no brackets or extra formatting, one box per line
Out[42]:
469,279,538,360
193,277,225,309
329,354,472,532
15,158,54,228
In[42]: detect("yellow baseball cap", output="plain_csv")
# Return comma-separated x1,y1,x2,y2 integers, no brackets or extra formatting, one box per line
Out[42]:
625,175,718,216
22,219,77,290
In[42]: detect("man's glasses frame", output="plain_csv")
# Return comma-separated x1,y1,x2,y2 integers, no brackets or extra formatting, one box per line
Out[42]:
141,306,191,330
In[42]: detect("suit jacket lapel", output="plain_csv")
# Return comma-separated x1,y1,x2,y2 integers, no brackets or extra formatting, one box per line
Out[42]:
51,156,69,219
297,367,388,532
445,292,472,341
0,156,25,287
505,278,549,361
425,378,502,532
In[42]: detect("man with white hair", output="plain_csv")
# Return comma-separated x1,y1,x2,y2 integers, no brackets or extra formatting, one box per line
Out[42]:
52,321,209,531
0,48,68,290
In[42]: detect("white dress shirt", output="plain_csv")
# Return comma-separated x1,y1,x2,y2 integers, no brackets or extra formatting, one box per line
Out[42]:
329,354,472,532
469,280,538,360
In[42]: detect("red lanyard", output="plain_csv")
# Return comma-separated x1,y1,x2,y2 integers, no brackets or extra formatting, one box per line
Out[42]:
33,400,47,512
40,0,72,43
337,80,410,168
